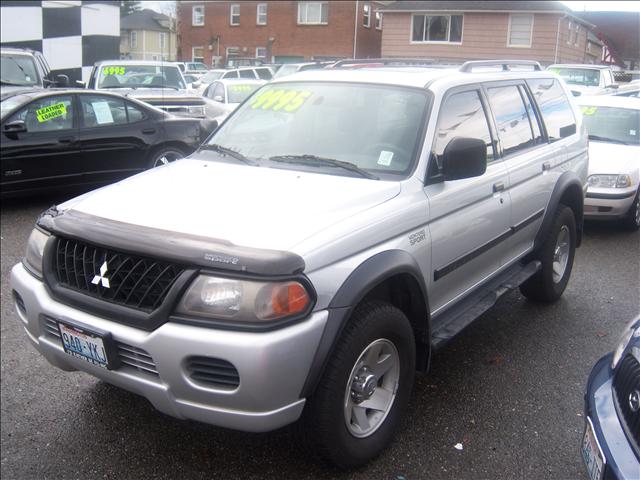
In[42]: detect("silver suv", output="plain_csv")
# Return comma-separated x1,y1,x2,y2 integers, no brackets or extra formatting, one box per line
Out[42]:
11,60,588,468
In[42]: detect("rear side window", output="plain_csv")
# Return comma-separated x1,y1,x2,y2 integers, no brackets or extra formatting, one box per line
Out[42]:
255,68,272,80
527,79,576,141
80,95,127,127
239,69,255,79
487,85,536,156
432,90,494,169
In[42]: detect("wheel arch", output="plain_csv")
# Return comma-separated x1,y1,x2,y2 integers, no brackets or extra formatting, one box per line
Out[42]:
300,250,431,398
535,171,585,251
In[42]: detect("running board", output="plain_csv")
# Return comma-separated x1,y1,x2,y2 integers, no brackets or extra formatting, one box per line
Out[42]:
431,260,541,350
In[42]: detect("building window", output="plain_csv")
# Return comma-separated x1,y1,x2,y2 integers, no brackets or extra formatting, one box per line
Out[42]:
574,25,580,46
159,32,166,50
192,46,204,63
298,2,328,25
586,41,592,53
566,21,572,44
130,31,137,48
411,14,463,43
256,47,267,58
192,5,204,26
375,11,382,30
257,3,267,25
230,4,240,25
507,14,533,47
363,3,371,28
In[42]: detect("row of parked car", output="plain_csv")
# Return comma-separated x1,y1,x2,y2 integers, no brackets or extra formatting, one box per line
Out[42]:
3,48,639,476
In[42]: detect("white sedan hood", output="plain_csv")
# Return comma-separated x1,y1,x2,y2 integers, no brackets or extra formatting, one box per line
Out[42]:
588,141,640,176
63,158,400,252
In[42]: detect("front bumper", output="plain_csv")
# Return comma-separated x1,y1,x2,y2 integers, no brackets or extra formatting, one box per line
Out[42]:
584,353,640,479
584,188,636,220
10,263,327,432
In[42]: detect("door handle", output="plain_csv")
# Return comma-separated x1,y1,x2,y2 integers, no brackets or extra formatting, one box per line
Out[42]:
493,182,505,193
58,136,75,144
542,161,551,171
141,128,156,135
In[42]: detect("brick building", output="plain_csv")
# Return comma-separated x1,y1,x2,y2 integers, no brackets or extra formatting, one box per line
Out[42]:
379,1,599,66
177,1,384,66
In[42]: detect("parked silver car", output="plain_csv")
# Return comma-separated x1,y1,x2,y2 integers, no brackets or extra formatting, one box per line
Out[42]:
11,60,588,468
202,78,266,128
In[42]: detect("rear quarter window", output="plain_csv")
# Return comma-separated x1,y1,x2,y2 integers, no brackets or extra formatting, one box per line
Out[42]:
527,78,576,141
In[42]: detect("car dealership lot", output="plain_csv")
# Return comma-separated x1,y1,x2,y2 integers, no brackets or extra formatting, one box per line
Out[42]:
1,193,638,480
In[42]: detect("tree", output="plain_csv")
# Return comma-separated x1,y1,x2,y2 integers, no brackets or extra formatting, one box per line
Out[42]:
120,0,141,17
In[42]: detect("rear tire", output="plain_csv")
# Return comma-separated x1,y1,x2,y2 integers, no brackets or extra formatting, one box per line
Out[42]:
147,146,186,169
621,190,640,231
520,205,576,303
301,300,415,469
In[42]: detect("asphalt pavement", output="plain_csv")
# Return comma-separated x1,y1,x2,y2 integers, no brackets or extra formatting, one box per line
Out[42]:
1,192,639,480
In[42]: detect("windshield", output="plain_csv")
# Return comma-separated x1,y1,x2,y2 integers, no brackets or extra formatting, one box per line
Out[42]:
97,64,186,90
227,84,262,103
206,82,429,179
551,68,601,87
201,71,224,83
273,65,300,78
187,62,208,71
1,94,30,119
1,54,39,87
581,105,640,145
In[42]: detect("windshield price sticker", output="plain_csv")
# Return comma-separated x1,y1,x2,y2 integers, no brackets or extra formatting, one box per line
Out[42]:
36,102,67,123
102,66,125,76
230,85,253,92
580,106,598,115
250,89,312,112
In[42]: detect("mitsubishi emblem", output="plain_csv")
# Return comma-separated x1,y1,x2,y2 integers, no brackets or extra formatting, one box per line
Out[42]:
92,261,110,288
629,390,640,413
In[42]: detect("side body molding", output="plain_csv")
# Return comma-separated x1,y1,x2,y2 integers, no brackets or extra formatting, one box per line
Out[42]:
301,250,430,397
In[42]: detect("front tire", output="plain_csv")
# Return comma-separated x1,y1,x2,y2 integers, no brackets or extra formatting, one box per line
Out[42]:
301,300,415,469
520,205,576,303
622,190,640,231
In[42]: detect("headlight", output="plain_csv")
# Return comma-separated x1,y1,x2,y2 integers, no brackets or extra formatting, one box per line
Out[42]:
176,275,313,323
611,321,639,369
187,105,205,116
23,228,49,278
587,174,632,189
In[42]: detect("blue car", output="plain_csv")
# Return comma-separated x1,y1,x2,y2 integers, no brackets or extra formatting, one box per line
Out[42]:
583,316,640,480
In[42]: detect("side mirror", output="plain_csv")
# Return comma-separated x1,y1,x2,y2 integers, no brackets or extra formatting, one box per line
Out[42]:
213,95,224,102
192,81,201,88
75,79,86,88
571,90,582,97
55,74,70,87
3,120,27,135
442,137,487,181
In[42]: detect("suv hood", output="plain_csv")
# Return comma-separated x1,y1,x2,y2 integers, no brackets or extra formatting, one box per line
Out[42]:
62,158,401,252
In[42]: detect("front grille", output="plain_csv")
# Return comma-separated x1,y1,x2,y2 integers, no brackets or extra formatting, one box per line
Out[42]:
42,317,159,378
54,237,184,312
187,356,240,390
612,354,640,453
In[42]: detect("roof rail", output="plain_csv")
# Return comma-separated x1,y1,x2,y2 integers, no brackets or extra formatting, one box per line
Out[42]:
330,58,444,69
459,60,542,72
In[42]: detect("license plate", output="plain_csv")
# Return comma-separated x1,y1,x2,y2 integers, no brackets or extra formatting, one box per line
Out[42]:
582,417,605,480
57,321,111,369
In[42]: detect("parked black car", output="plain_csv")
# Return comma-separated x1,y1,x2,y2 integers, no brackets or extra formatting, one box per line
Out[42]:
583,316,640,480
1,89,202,198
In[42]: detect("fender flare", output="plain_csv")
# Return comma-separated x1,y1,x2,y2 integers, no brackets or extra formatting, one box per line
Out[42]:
534,171,585,251
300,250,430,397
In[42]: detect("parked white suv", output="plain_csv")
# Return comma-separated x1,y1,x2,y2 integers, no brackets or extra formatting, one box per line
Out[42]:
11,61,588,468
547,64,618,96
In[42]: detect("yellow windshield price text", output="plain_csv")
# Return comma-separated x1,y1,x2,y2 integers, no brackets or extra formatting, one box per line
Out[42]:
250,89,312,112
580,106,598,115
230,85,253,92
103,66,125,76
36,102,67,123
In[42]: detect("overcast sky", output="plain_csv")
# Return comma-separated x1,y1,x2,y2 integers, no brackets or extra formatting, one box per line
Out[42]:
560,1,640,11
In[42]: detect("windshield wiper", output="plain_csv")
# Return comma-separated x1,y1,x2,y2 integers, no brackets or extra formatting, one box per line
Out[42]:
199,144,258,165
588,134,629,145
269,154,379,180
